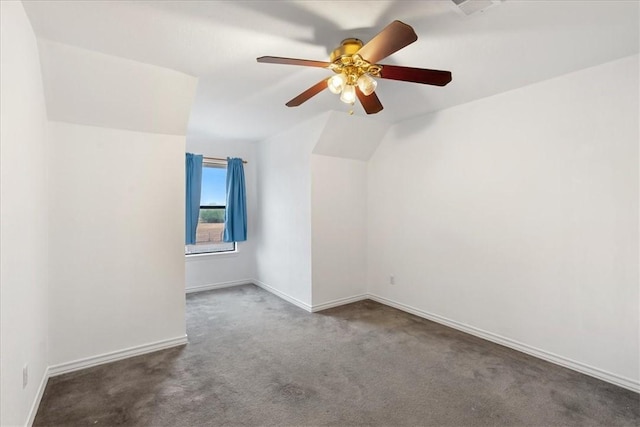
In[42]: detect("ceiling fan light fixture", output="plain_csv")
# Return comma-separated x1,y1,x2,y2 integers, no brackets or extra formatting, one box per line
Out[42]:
327,73,346,94
258,20,452,114
340,84,356,104
357,73,378,96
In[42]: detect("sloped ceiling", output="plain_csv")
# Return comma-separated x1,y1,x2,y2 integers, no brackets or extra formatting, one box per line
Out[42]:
38,39,197,135
313,112,390,161
23,0,639,141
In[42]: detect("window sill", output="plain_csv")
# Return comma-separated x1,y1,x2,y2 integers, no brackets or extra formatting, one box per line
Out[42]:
185,250,239,261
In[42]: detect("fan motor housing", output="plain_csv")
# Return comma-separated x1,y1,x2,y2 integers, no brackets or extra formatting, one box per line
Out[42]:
330,38,363,63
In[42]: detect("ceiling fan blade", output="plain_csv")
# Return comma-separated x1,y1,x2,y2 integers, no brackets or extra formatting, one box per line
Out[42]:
257,56,331,68
286,78,330,107
356,20,417,64
356,87,383,114
379,64,452,86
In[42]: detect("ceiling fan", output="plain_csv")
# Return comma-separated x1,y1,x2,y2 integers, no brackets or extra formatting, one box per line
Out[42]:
257,20,452,114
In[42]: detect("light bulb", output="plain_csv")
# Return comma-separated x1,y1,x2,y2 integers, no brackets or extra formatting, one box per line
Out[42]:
340,84,356,104
327,74,346,94
357,73,377,96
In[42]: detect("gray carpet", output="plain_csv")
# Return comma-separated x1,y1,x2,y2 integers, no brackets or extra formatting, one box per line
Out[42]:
35,284,639,426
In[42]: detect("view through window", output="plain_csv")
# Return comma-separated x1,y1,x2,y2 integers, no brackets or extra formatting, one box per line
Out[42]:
186,162,235,255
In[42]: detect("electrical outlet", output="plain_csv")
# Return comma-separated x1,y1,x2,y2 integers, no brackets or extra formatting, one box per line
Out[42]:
390,274,395,285
23,364,28,388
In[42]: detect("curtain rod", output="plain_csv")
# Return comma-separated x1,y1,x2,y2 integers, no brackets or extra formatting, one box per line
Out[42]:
203,156,247,164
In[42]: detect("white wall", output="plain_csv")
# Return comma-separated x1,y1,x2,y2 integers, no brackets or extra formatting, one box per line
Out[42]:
309,112,387,307
185,138,257,291
311,155,367,306
0,2,50,425
367,55,639,388
255,114,330,308
48,121,186,366
254,111,386,309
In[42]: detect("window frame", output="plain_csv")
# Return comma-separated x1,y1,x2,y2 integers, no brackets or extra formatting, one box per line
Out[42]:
185,159,236,256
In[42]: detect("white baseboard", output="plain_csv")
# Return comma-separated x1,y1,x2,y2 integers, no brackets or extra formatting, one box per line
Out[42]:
26,366,50,427
185,280,367,314
368,293,639,393
183,280,638,393
311,294,368,312
48,335,188,377
24,285,637,426
186,280,368,314
186,279,253,294
252,279,313,312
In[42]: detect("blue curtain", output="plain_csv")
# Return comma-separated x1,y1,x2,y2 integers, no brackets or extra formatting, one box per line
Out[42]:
185,153,203,245
224,158,247,242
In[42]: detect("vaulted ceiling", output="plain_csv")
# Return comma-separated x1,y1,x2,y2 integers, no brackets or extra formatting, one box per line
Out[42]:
23,1,639,141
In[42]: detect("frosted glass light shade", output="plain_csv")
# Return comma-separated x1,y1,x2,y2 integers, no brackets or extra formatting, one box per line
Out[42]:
357,73,377,96
327,74,346,94
340,84,356,104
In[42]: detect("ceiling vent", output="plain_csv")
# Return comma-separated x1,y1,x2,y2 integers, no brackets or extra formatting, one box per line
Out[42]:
451,0,503,16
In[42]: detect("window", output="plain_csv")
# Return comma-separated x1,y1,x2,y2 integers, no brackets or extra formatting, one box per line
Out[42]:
185,161,235,255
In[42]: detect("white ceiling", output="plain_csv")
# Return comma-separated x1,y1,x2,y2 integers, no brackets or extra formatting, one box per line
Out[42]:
23,0,639,142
